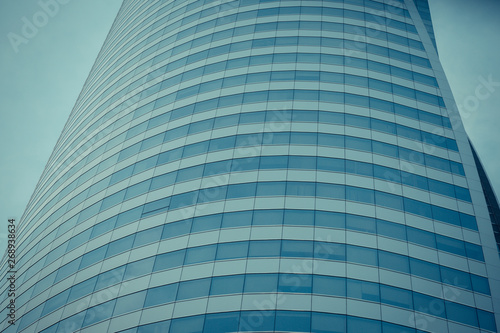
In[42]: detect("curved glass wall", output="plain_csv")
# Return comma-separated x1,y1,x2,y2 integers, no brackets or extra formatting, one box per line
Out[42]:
1,0,499,332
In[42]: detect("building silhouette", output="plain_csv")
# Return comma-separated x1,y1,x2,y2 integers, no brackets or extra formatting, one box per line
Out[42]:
1,0,500,332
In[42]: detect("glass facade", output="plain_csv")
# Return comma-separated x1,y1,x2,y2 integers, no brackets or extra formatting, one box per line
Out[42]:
1,0,499,332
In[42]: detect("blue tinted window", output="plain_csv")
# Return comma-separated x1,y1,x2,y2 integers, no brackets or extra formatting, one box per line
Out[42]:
379,251,409,273
249,240,281,257
380,285,412,309
124,257,155,280
192,214,222,232
221,211,253,228
313,275,346,296
284,210,314,226
413,293,445,318
244,274,278,292
347,279,380,302
113,291,146,316
185,244,216,265
144,283,178,307
346,214,376,233
253,210,283,226
315,242,346,261
282,240,313,258
216,241,248,260
177,278,211,300
154,250,185,271
275,311,311,332
210,275,245,295
315,211,345,229
278,273,312,293
312,312,346,333
446,301,478,327
204,312,240,333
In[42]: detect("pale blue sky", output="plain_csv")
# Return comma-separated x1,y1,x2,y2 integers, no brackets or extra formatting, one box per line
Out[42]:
0,0,498,251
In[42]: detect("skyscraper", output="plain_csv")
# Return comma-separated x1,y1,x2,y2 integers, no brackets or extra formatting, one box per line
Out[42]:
1,0,499,332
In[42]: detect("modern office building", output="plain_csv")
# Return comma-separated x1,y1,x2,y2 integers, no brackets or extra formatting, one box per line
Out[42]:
1,0,500,332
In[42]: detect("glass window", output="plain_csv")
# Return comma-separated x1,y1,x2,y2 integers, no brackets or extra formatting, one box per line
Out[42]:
204,312,240,333
150,172,176,191
436,235,466,256
375,191,403,211
315,211,345,229
441,266,471,290
432,206,460,226
42,289,70,316
345,136,371,152
282,240,313,258
162,219,191,239
80,246,106,269
347,245,377,266
346,214,376,233
68,276,97,303
316,183,344,200
226,182,256,199
278,273,312,293
414,294,446,319
113,291,146,316
106,234,135,258
142,197,171,217
380,285,412,309
253,209,283,226
100,189,126,211
185,244,216,265
382,322,415,333
221,211,253,228
312,312,346,333
154,250,185,271
379,251,409,273
284,210,314,226
169,190,198,210
192,214,222,233
134,226,162,247
210,275,245,295
317,157,344,172
407,227,436,248
478,309,496,331
290,132,317,145
124,257,155,280
410,258,440,282
170,315,204,333
216,241,248,260
249,240,281,258
404,198,432,219
471,274,490,295
401,171,428,190
244,274,278,292
82,299,116,327
315,242,346,261
346,186,375,204
144,283,178,307
275,311,311,332
347,279,380,302
377,220,406,240
256,182,286,197
286,181,316,196
313,275,346,296
177,278,211,300
347,154,373,173
239,310,275,331
260,156,288,169
446,301,478,327
201,186,226,208
289,155,316,169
